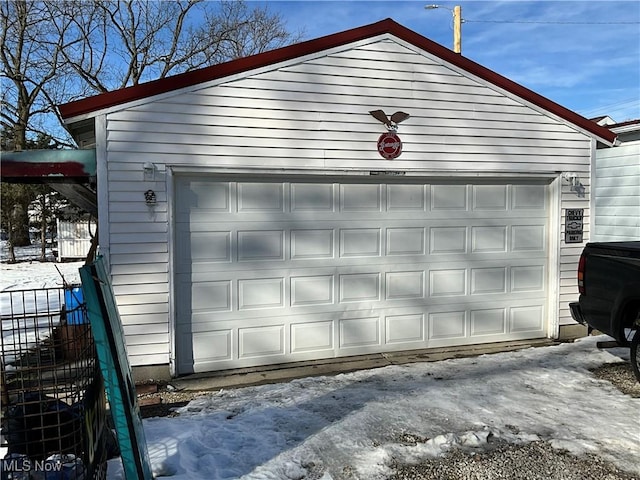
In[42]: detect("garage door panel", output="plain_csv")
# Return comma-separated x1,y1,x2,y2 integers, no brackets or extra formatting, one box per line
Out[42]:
386,228,426,255
183,261,546,318
339,316,381,349
470,308,507,336
429,269,467,296
511,225,546,251
291,275,334,306
182,270,547,316
385,314,425,344
340,228,381,257
471,267,507,295
471,226,507,253
431,184,468,210
385,271,425,300
511,265,546,292
191,330,233,362
512,184,547,209
190,280,233,312
472,185,508,210
430,226,467,254
339,273,381,302
175,177,550,373
237,230,285,261
429,311,467,340
291,229,335,259
291,321,334,353
238,277,285,310
510,305,544,333
183,231,232,264
340,184,382,211
387,184,427,210
176,180,231,214
238,325,285,358
237,182,284,212
291,183,336,211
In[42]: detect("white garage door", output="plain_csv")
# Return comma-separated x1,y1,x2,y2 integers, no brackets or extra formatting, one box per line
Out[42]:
174,176,549,374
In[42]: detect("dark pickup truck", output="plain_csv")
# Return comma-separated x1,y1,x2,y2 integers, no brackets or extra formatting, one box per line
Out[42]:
569,241,640,382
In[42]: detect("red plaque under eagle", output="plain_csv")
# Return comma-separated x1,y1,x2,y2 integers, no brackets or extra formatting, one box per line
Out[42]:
377,132,402,159
369,109,410,160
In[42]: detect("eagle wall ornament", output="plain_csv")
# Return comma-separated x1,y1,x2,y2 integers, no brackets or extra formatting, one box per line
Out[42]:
369,110,410,159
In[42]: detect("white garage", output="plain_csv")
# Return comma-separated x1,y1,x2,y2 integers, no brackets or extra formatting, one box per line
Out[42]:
60,19,616,377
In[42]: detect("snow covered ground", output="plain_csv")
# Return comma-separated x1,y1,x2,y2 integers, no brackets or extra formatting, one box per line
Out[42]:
1,254,639,479
0,241,82,291
0,244,83,362
131,338,639,480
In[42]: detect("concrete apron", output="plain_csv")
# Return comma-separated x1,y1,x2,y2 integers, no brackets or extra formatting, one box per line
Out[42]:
162,338,558,392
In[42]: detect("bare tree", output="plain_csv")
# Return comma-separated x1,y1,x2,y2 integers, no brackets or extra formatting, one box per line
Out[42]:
0,129,60,258
2,0,303,144
0,0,78,148
1,0,302,260
0,182,33,260
55,0,303,92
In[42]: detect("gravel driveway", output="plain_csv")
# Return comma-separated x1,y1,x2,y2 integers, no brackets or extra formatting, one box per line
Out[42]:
388,361,639,480
388,439,638,480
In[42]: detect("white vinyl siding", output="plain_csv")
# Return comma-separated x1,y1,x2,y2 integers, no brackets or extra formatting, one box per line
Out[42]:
593,140,640,242
105,40,589,172
98,36,593,367
557,173,593,327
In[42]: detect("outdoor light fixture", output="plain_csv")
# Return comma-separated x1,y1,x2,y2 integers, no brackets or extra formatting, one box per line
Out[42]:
562,172,580,187
143,162,156,181
562,172,585,197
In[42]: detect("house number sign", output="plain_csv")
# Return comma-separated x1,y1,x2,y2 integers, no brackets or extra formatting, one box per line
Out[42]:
565,208,584,244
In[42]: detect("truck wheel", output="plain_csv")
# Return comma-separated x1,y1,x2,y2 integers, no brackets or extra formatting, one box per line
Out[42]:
631,328,640,383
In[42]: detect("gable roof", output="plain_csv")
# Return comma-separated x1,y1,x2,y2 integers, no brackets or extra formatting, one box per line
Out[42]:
59,18,616,146
590,115,616,126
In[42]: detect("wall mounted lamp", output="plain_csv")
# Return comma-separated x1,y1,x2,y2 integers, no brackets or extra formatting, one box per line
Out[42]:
562,172,580,187
143,162,156,181
562,172,585,197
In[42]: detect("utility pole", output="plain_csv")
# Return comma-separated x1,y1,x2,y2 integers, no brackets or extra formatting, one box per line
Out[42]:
425,4,463,54
453,5,462,54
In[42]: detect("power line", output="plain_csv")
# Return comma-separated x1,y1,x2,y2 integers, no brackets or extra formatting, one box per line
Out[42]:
580,98,640,122
465,19,640,25
581,98,639,116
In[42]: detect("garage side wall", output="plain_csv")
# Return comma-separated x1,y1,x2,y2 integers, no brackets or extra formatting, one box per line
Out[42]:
593,135,640,241
101,38,592,367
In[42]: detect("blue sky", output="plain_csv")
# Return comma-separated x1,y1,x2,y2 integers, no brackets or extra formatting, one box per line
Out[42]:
264,0,640,122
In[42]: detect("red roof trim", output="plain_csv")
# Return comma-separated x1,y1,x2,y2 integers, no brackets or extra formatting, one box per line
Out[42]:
59,18,616,145
608,118,640,129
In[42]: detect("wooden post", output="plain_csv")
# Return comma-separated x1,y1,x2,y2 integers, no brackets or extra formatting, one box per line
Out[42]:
453,5,462,54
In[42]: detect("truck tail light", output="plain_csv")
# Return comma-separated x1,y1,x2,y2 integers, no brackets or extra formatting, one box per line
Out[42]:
578,253,586,294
